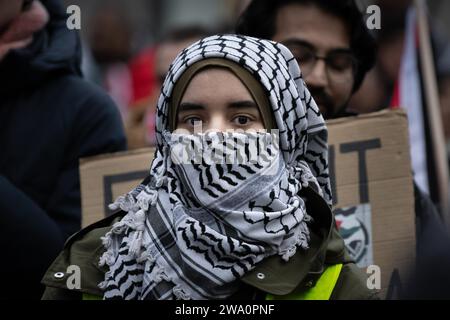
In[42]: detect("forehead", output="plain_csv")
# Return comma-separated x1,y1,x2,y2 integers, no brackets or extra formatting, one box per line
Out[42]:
181,68,253,100
273,3,351,52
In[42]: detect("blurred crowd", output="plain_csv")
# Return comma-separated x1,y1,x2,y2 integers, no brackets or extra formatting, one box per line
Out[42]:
75,0,450,299
74,0,450,153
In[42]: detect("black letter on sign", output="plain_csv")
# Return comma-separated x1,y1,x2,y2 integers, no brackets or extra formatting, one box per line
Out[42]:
340,139,381,203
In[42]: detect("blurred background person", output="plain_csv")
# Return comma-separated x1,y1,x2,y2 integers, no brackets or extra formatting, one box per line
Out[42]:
84,5,134,121
0,0,126,299
369,0,450,216
125,46,158,149
125,27,211,149
348,0,450,189
428,11,450,170
348,0,412,115
438,45,450,163
237,0,377,120
140,27,210,148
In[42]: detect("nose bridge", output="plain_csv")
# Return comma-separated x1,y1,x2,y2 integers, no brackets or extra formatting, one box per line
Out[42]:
207,112,228,132
306,58,328,87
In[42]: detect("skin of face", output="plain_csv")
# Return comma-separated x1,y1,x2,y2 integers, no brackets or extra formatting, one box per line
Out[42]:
175,68,265,133
272,3,354,119
348,67,386,114
88,8,132,64
0,0,23,34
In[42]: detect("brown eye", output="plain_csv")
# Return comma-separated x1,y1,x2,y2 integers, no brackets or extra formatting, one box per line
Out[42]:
185,116,202,126
233,115,251,126
328,52,356,72
296,50,315,65
287,44,315,65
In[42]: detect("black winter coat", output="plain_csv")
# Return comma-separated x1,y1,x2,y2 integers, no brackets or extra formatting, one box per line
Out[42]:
0,0,126,299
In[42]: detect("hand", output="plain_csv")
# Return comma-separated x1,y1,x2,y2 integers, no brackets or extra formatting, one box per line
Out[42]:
0,0,49,61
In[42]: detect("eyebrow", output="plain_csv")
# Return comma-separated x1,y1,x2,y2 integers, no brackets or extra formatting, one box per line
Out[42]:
178,102,205,112
178,100,258,112
228,100,258,109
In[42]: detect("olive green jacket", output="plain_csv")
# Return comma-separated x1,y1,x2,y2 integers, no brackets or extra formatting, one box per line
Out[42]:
41,188,379,300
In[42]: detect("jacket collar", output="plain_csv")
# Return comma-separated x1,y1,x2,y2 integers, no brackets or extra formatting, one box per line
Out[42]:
240,187,345,295
42,187,350,297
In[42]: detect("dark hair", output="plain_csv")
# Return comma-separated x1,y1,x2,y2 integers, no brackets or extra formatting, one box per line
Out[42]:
236,0,377,92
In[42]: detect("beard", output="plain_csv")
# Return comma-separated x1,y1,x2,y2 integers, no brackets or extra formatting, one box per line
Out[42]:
309,87,349,120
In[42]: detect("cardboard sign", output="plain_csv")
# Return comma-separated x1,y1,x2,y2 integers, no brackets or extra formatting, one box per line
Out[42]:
80,149,155,227
79,109,415,299
327,109,415,299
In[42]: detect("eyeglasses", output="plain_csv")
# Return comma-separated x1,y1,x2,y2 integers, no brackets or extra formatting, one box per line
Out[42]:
283,40,358,84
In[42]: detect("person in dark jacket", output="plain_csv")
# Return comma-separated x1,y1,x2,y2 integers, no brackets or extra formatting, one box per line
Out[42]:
0,0,126,299
403,209,450,300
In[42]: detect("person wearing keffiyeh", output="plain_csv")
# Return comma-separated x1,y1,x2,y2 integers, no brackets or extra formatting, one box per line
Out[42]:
42,35,377,300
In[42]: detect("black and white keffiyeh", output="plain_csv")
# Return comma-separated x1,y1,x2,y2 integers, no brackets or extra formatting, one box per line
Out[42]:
99,35,332,300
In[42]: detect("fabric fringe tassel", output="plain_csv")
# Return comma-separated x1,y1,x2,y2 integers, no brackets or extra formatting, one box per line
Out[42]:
173,285,191,300
280,216,311,262
289,161,324,197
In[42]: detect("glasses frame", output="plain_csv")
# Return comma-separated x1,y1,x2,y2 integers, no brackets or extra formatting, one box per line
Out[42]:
282,39,359,83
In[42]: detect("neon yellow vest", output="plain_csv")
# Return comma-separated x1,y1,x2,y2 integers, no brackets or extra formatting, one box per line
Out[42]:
266,264,343,300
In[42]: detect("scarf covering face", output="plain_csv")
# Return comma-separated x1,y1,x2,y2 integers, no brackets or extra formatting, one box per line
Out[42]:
99,35,332,300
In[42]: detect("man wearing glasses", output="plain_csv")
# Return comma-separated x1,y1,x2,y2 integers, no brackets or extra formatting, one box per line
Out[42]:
237,1,445,299
236,0,376,119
